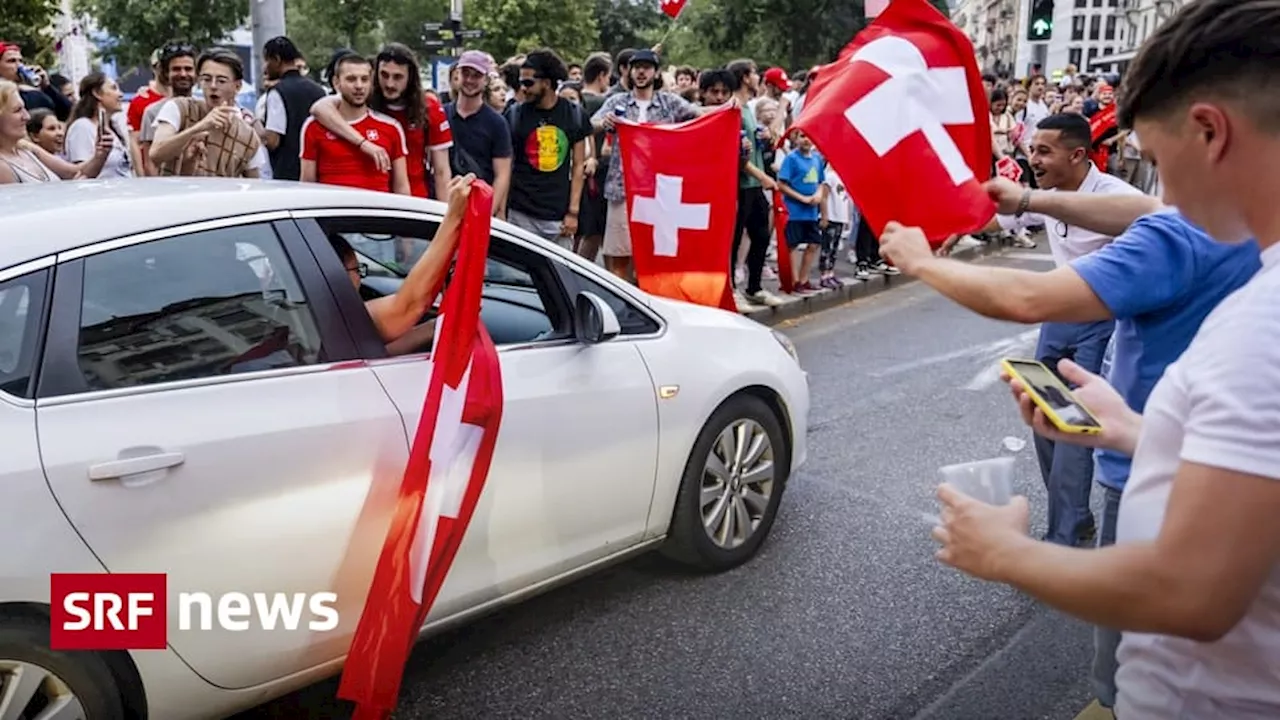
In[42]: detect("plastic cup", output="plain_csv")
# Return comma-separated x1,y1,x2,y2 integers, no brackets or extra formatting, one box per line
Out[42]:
938,457,1015,506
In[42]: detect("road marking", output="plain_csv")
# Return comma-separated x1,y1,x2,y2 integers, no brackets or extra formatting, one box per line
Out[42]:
1001,251,1056,263
963,330,1040,390
1074,700,1115,720
872,328,1039,380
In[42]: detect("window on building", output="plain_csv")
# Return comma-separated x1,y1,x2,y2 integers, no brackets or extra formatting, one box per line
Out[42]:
1069,47,1083,68
1103,46,1113,57
1092,0,1103,6
1090,14,1101,40
1072,15,1086,40
1075,0,1086,7
1105,15,1117,40
1087,47,1099,65
1109,0,1118,5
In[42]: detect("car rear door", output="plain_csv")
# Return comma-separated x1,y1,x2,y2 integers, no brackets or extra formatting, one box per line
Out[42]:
34,215,409,690
293,211,662,620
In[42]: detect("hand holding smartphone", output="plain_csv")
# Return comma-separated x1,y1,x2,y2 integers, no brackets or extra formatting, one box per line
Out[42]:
1000,358,1103,435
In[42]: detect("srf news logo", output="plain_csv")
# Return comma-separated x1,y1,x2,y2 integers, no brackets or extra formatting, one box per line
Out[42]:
50,574,339,651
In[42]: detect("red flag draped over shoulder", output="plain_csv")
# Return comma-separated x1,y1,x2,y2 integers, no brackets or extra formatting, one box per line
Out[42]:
792,0,996,246
617,107,739,312
337,182,504,720
1089,103,1118,172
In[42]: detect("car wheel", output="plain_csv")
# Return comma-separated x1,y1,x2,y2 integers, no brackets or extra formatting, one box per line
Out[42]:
661,393,789,571
0,616,124,720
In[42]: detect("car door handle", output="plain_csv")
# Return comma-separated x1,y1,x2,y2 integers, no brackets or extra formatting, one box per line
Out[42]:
88,452,186,481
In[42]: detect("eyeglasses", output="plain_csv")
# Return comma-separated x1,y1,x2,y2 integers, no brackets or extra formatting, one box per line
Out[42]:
199,75,235,87
345,262,368,278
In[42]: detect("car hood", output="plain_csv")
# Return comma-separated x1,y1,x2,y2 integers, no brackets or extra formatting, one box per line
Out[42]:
645,295,769,333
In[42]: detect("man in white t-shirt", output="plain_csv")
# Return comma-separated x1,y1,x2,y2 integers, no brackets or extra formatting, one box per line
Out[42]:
927,2,1280,717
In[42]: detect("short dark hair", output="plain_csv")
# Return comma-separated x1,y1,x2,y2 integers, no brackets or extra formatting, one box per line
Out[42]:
263,36,302,63
160,42,197,78
990,88,1008,105
26,107,55,135
197,48,244,81
725,59,756,86
522,48,569,84
982,73,997,84
675,65,697,80
615,48,636,69
334,54,373,76
1118,0,1280,132
1034,113,1092,149
698,68,738,94
49,72,70,89
583,52,611,84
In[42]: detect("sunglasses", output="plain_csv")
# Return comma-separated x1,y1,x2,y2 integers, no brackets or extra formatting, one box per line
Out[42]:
345,262,368,278
518,76,546,88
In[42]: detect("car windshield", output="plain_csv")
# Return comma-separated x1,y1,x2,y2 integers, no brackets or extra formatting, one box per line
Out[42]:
340,232,536,288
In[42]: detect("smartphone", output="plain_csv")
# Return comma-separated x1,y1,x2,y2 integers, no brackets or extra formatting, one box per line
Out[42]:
1000,358,1103,435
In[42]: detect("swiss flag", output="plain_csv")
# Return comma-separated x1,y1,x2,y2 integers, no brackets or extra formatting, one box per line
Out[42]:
792,0,995,246
337,182,505,720
661,0,688,19
617,107,738,312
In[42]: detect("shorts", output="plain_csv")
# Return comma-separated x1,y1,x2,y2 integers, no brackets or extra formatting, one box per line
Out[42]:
579,173,609,238
507,207,570,249
785,220,822,250
603,201,632,257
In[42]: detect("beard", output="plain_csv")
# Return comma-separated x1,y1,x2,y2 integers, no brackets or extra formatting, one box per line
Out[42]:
340,89,368,107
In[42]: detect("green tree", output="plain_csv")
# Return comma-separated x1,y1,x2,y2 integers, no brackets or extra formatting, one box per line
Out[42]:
466,0,599,64
74,0,246,69
595,0,664,57
381,0,450,57
0,0,60,68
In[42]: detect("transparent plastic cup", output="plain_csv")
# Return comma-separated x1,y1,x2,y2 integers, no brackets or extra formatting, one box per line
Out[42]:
938,457,1016,506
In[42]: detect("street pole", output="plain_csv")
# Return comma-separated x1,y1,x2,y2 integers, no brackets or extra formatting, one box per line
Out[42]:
450,0,464,57
250,0,287,89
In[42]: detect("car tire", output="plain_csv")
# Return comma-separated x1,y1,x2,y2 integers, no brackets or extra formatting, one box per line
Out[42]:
0,615,125,720
661,393,790,572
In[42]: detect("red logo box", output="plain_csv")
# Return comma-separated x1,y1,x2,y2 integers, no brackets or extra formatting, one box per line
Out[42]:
50,573,168,650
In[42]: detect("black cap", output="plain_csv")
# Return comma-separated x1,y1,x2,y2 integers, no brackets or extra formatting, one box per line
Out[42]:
630,49,660,68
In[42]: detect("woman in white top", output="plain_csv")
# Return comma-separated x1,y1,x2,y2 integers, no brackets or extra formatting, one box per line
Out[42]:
0,79,109,184
64,71,138,178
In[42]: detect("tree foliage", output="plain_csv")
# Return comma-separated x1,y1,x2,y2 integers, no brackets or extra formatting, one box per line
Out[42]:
0,0,60,68
465,0,599,64
286,0,387,75
74,0,246,68
595,0,665,57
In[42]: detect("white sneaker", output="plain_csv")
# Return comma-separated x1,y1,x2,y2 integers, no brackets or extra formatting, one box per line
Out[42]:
734,267,747,287
746,289,784,307
733,290,753,312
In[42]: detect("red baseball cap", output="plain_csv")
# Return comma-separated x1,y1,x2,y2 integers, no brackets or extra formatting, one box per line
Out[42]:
763,67,790,91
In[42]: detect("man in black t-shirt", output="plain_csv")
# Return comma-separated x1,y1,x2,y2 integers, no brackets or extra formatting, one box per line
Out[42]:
444,51,513,217
504,49,590,249
576,52,612,260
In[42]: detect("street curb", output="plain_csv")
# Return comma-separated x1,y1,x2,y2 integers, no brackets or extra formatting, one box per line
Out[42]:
742,240,1006,327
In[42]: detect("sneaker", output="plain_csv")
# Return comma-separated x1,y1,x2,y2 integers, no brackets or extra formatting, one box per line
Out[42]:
875,261,901,276
734,267,747,287
821,276,843,289
854,265,872,280
733,289,752,312
1013,230,1037,249
793,281,818,294
847,250,860,265
746,289,784,307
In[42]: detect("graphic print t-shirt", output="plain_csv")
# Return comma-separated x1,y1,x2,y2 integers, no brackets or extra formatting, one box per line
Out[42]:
508,98,589,221
778,150,825,221
301,111,407,192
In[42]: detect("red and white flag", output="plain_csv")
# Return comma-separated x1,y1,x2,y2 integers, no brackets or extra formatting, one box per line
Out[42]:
661,0,689,19
792,0,995,246
617,107,738,312
996,155,1023,183
337,183,504,720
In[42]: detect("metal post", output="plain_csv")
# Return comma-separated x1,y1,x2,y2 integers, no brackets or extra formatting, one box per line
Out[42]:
250,0,287,89
450,0,464,57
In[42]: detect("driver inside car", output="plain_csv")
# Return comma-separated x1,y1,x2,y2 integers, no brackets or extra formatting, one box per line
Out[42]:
331,173,476,355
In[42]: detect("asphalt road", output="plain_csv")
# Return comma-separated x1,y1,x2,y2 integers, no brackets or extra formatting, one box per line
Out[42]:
240,247,1100,720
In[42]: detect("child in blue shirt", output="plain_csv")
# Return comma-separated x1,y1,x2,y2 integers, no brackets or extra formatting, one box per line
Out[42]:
777,129,826,293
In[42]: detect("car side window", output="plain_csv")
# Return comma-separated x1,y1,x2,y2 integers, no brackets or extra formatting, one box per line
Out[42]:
572,273,661,336
0,269,50,399
77,224,325,391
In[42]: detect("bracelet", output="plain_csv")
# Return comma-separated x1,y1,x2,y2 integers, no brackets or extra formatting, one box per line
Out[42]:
358,138,368,148
1015,189,1033,217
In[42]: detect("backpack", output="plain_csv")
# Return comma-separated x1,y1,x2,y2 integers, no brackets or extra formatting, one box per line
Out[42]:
444,102,488,179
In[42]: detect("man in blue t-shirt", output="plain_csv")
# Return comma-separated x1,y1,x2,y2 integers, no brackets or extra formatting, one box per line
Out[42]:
876,177,1261,711
777,129,827,293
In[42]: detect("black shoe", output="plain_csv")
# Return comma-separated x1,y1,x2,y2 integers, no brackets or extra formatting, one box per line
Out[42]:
1075,522,1098,548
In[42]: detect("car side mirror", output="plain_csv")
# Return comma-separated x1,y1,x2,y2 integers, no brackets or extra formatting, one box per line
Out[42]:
574,291,621,345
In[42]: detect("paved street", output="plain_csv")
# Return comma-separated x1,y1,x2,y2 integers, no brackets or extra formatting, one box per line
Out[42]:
241,246,1101,720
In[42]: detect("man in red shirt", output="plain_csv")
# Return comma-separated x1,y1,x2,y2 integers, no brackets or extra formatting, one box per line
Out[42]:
308,43,452,199
300,53,411,194
126,48,168,133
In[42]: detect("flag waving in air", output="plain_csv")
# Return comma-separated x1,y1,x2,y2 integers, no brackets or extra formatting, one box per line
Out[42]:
337,181,504,720
791,0,995,246
617,107,739,312
661,0,689,19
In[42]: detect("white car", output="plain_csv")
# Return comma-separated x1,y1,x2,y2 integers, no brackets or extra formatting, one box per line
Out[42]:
0,178,809,720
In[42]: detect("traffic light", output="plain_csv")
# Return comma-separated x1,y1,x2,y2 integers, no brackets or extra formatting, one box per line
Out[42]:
1028,0,1054,41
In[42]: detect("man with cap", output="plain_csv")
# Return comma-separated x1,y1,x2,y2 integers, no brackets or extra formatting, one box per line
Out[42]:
444,49,513,217
758,67,792,123
591,48,708,280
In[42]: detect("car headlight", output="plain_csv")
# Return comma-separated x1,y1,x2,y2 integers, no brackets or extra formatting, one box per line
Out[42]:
772,330,799,364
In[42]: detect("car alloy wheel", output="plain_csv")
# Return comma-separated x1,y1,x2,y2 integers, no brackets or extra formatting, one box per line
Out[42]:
700,419,775,550
0,659,86,720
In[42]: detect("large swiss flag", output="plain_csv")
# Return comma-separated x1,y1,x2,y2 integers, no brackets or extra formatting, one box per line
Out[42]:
792,0,995,245
617,107,739,312
337,182,504,720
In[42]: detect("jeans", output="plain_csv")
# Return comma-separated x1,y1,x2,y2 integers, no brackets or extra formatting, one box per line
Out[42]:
1091,484,1124,708
1034,319,1114,545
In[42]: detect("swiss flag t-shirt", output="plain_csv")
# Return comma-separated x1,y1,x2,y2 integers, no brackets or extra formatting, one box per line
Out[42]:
301,110,408,192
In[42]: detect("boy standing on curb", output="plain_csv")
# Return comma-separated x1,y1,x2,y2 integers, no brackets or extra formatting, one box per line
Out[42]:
777,129,827,293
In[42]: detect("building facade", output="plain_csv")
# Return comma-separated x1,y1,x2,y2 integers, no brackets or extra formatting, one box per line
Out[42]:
1015,0,1188,80
962,0,1023,77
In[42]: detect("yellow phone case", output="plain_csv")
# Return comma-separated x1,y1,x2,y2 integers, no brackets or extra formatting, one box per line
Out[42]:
1001,358,1103,436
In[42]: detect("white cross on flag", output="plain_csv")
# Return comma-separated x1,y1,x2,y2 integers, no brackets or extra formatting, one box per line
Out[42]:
338,182,505,720
790,0,996,245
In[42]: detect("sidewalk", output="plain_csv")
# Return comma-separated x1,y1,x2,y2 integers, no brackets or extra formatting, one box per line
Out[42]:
738,235,1005,326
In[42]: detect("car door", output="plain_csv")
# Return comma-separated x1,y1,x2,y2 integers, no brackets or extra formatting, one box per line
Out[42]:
34,217,410,690
293,210,661,620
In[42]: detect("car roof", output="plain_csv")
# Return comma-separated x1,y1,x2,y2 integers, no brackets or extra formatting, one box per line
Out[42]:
0,178,452,272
